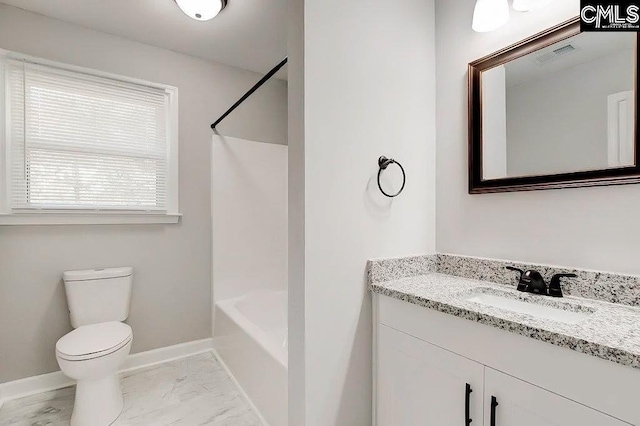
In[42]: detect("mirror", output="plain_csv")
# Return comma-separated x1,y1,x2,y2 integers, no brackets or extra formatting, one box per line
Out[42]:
469,18,640,193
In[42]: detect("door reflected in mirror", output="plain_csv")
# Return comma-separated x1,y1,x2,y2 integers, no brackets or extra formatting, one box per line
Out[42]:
481,32,636,180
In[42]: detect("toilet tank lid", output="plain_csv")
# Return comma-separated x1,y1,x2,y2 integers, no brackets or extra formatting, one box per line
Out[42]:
63,267,133,282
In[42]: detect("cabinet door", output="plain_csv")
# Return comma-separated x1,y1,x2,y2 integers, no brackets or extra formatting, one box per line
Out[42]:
376,324,484,426
484,368,630,426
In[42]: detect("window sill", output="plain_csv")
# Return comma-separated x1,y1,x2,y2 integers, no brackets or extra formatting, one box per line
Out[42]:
0,213,182,226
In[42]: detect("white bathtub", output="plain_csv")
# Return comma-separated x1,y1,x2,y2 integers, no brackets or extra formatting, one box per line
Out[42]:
214,290,288,426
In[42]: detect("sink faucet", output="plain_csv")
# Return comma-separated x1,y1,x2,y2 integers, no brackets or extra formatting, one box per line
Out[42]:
505,267,577,298
548,273,577,297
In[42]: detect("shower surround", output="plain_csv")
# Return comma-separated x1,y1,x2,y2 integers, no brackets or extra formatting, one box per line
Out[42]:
211,135,288,426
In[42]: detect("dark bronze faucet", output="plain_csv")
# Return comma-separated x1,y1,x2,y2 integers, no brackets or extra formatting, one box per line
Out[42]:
506,267,577,298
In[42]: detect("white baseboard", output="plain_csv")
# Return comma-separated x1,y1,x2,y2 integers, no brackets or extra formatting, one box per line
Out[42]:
0,369,74,411
120,338,213,373
211,348,269,426
0,338,213,409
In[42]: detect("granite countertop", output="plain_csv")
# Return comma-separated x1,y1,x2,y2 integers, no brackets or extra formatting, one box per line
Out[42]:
371,272,640,369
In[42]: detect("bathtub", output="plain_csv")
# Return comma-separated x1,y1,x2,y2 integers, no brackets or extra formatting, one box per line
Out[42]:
214,290,288,426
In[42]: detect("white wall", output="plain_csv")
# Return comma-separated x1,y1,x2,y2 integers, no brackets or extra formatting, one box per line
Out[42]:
506,49,634,176
288,0,437,424
287,0,306,423
0,4,287,383
436,0,640,276
212,136,288,302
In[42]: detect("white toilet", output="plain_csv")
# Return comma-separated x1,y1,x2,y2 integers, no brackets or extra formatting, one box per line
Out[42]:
56,267,134,426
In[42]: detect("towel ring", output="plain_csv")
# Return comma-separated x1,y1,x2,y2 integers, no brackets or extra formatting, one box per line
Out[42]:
377,156,406,198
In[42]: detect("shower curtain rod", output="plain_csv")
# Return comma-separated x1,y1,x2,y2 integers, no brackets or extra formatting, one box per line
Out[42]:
211,57,288,129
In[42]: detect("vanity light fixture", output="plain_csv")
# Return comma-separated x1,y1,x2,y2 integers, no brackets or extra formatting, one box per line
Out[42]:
472,0,510,33
473,0,552,32
512,0,551,12
174,0,228,21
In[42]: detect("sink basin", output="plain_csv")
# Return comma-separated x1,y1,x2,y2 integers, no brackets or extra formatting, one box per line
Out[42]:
464,288,595,325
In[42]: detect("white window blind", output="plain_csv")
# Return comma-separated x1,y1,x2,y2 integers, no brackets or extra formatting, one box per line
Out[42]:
6,60,172,212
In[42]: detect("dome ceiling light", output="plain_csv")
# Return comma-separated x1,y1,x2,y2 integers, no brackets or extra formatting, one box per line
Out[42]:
174,0,228,21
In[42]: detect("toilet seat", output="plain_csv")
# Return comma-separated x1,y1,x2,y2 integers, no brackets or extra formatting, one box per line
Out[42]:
56,321,133,361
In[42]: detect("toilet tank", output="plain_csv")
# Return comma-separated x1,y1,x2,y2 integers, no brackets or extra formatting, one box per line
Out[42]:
63,267,133,328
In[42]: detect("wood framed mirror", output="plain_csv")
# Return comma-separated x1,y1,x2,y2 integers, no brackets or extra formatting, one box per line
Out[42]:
468,17,640,193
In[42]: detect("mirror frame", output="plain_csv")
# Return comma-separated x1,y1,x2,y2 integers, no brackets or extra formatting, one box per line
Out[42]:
468,17,640,194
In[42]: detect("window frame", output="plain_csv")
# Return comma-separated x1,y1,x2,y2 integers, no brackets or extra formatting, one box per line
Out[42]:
0,52,180,225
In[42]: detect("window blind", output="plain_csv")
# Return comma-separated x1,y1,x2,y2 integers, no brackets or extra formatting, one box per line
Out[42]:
7,60,170,211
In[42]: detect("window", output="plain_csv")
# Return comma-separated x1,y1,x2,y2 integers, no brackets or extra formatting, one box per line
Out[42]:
0,54,179,224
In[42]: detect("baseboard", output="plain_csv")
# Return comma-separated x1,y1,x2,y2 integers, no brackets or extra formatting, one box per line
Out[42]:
0,369,74,411
0,338,213,408
211,348,269,426
120,338,213,373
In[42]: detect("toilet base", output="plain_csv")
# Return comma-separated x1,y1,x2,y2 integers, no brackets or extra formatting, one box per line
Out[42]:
71,374,123,426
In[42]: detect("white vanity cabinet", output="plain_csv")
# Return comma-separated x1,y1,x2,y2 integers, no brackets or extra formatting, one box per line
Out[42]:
377,324,484,425
483,368,628,426
373,294,638,426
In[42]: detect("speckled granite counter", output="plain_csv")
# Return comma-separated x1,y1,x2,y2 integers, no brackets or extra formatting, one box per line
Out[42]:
371,272,640,370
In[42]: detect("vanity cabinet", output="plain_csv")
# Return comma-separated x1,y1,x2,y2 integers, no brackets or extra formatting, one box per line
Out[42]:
483,368,628,426
373,294,637,425
377,324,483,425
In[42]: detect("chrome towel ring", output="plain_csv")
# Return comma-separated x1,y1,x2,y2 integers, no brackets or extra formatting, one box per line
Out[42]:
377,156,406,198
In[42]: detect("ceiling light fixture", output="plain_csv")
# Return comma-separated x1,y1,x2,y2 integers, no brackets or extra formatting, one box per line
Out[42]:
512,0,551,12
174,0,228,21
472,0,510,32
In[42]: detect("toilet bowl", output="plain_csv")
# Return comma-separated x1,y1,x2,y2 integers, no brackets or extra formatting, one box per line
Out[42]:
56,321,133,426
57,266,134,426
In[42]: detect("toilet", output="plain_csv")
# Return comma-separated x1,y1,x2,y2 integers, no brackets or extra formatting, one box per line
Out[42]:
56,267,134,426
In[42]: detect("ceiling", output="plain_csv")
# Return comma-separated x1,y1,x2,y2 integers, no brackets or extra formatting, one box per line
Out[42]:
0,0,287,77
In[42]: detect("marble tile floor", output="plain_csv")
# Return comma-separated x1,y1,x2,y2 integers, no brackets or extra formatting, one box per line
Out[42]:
0,352,262,426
